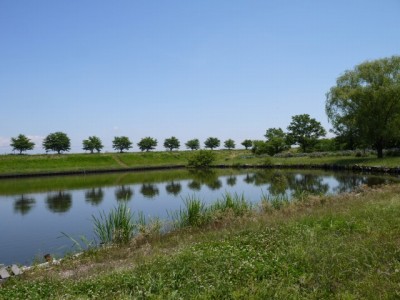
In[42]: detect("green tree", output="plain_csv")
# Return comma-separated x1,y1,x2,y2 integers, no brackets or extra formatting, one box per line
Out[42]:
251,140,269,155
264,128,289,155
163,136,180,151
204,137,220,150
112,136,132,153
185,139,200,150
138,137,158,152
224,139,235,150
82,136,104,153
10,134,35,154
287,114,326,152
326,56,400,158
314,138,340,152
241,139,253,150
42,132,71,154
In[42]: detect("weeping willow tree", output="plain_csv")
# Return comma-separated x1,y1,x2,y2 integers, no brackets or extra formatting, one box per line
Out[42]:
326,56,400,158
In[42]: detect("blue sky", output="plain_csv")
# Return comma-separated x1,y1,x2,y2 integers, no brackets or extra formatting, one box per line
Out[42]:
1,1,399,153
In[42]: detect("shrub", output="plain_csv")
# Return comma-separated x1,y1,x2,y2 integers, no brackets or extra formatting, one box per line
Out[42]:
187,150,216,168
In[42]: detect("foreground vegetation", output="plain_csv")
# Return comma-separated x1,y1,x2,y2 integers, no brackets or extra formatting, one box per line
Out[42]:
1,184,400,299
1,149,400,176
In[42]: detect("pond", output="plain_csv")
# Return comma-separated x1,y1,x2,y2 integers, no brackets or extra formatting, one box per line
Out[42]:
0,168,398,266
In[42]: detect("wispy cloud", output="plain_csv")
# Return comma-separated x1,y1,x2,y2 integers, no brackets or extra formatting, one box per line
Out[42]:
0,136,10,148
27,135,45,146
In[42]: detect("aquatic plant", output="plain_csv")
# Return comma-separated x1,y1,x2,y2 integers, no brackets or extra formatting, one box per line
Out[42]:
170,195,209,228
210,192,250,216
92,202,135,245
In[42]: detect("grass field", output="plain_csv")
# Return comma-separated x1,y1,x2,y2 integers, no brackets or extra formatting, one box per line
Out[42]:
1,150,400,176
1,184,400,299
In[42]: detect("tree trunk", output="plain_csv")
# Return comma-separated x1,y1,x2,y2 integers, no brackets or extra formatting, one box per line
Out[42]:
377,146,383,158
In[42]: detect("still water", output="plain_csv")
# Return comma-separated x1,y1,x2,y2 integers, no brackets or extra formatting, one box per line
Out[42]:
0,169,398,265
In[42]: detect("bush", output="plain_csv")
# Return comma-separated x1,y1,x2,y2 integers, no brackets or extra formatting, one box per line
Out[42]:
187,150,216,168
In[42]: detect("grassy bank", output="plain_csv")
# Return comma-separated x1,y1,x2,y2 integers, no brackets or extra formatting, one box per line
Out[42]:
1,184,400,299
1,150,400,176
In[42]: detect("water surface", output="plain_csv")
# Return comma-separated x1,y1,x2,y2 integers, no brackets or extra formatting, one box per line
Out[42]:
0,169,397,265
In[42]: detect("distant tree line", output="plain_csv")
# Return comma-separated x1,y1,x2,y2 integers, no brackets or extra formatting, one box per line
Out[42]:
9,56,400,159
9,113,327,155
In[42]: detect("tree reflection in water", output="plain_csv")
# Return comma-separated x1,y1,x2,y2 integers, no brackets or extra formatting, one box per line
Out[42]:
14,195,36,215
115,186,133,201
242,170,331,197
289,173,329,196
226,176,237,186
46,191,72,213
85,188,104,206
243,173,255,184
140,184,159,199
165,181,182,196
188,180,201,191
268,172,289,196
189,169,222,191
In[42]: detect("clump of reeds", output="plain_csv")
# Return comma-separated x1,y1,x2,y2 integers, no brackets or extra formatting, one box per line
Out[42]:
171,193,252,229
170,195,209,228
92,203,135,245
210,192,250,216
260,191,290,211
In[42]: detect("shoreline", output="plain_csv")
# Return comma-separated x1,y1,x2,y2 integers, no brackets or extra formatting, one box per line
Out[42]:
1,163,400,179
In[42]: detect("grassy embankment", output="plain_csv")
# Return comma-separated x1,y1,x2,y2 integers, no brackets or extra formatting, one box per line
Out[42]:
1,150,400,176
1,185,400,299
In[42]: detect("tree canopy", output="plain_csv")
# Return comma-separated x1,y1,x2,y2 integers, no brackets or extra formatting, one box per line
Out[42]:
204,137,220,150
287,114,326,152
42,132,71,154
241,139,253,150
138,137,158,152
326,56,400,158
163,136,180,151
224,139,235,150
10,134,35,154
185,139,200,150
83,136,104,153
264,128,289,155
112,136,132,153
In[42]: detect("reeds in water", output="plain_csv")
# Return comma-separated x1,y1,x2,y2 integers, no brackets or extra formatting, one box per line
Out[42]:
170,195,208,228
261,191,290,210
92,203,135,245
210,192,250,216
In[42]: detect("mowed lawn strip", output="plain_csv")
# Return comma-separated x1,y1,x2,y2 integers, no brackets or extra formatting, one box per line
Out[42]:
1,150,400,176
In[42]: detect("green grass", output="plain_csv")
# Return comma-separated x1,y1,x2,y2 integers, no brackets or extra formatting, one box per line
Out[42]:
2,185,400,299
1,150,400,176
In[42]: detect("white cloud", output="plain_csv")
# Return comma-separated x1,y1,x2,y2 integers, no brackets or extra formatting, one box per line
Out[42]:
27,135,45,145
0,136,10,148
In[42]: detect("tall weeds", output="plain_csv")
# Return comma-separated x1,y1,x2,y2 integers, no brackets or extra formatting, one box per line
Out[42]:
170,195,209,228
92,203,135,245
210,192,250,216
260,191,290,210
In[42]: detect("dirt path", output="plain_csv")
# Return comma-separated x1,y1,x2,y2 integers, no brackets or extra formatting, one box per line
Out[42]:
112,155,129,167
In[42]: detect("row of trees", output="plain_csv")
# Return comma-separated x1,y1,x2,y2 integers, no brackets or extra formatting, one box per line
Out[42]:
252,114,326,156
10,113,328,155
10,133,253,154
10,55,400,158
